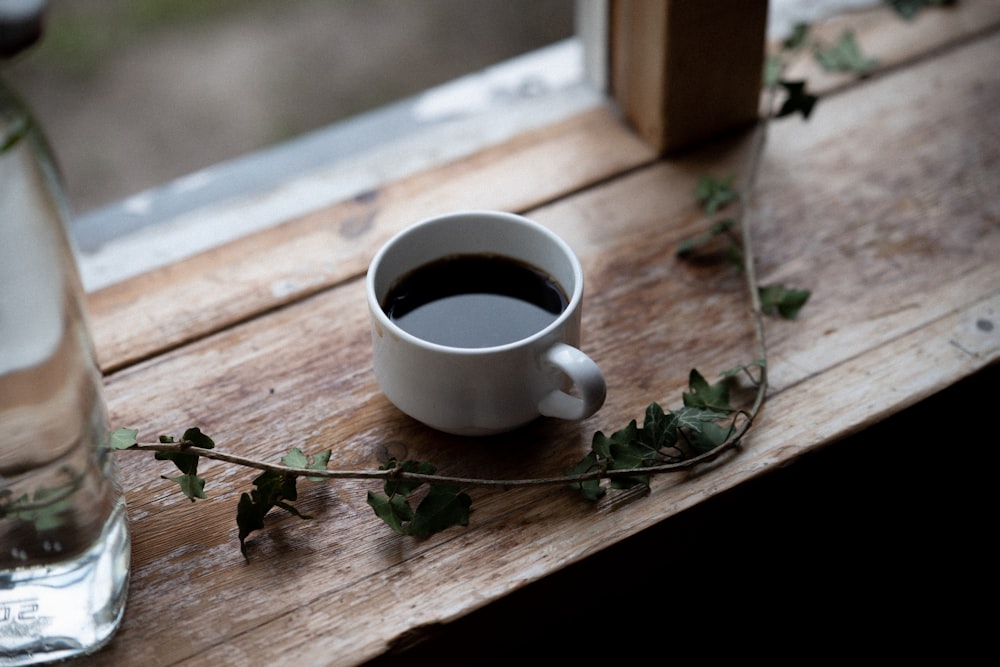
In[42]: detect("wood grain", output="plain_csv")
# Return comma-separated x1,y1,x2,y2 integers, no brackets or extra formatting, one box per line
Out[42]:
71,20,1000,665
776,0,1000,96
85,107,657,373
609,0,767,153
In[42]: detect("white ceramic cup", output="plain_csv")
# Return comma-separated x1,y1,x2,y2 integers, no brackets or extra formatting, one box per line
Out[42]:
365,210,606,436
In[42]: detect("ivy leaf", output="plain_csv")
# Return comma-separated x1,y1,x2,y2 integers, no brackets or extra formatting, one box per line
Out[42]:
366,491,413,535
280,447,332,482
281,447,309,469
236,469,307,559
776,80,818,119
182,427,215,449
639,402,679,451
682,369,732,412
155,449,198,476
306,450,332,481
764,54,783,88
759,284,811,319
815,31,877,75
686,419,736,454
567,365,751,501
236,492,266,558
600,420,654,490
673,406,730,433
156,451,196,476
565,450,605,501
109,428,138,450
782,22,811,50
253,470,300,507
4,486,73,531
405,485,472,538
164,473,207,502
153,429,215,501
367,459,470,537
693,175,737,215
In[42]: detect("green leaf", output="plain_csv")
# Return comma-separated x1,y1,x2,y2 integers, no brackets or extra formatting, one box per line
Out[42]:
305,450,332,482
154,427,214,482
776,80,818,119
606,420,658,489
565,450,605,501
280,447,332,481
682,369,732,412
782,22,811,50
366,459,469,537
673,406,730,433
759,284,811,319
237,492,267,558
686,419,737,454
164,472,207,501
368,482,470,538
235,470,307,559
252,470,299,504
182,427,215,449
814,31,877,75
405,485,472,537
693,175,737,215
589,430,613,460
281,447,309,469
109,428,138,450
27,494,73,532
366,491,409,535
155,449,199,476
639,402,678,451
4,486,74,531
764,54,784,88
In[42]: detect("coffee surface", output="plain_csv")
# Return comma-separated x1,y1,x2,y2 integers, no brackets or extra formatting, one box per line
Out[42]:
382,254,567,348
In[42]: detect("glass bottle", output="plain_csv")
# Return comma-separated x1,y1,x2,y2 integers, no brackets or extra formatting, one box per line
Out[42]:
1,4,130,664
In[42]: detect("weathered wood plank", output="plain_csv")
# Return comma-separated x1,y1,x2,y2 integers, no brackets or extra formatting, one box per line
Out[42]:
776,0,1000,95
84,0,1000,378
76,28,1000,666
85,107,657,373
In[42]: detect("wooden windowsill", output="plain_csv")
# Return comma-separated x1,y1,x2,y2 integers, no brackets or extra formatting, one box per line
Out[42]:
75,2,999,665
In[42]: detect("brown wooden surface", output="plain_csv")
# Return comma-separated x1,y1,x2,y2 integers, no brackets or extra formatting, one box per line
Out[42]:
79,3,999,665
610,0,767,153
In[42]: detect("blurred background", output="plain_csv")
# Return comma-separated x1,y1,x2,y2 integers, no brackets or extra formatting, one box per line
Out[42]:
4,0,886,220
3,0,575,216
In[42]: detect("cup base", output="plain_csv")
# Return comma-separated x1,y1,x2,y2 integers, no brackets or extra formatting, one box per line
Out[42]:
0,501,130,666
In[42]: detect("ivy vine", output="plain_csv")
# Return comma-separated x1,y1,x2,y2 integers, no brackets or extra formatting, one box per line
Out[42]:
101,17,891,558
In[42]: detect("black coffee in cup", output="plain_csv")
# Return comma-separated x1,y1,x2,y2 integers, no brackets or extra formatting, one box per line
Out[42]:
381,253,568,348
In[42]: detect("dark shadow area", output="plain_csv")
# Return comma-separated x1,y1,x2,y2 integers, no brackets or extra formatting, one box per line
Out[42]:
367,362,997,663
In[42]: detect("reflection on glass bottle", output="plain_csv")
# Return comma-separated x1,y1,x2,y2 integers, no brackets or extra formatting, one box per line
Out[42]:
1,4,130,664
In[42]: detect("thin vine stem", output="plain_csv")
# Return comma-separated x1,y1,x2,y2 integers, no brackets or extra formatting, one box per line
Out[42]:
124,107,778,491
116,46,807,496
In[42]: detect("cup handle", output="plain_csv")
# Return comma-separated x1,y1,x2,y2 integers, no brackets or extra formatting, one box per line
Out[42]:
538,342,607,421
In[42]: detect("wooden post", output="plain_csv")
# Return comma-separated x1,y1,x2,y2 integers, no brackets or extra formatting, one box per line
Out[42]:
610,0,768,154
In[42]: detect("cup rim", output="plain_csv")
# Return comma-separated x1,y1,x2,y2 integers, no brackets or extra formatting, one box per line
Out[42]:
365,210,583,354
